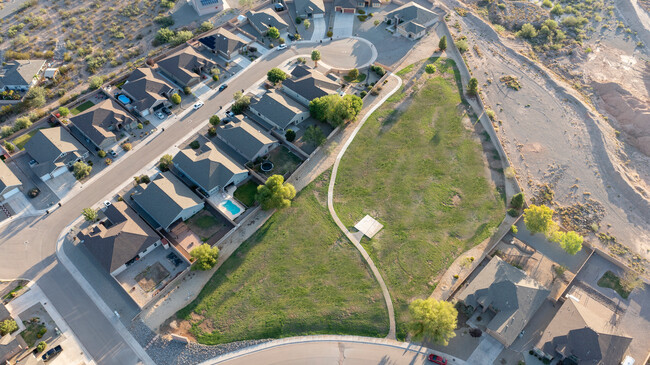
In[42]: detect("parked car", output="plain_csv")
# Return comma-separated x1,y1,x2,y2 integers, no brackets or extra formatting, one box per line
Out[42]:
287,33,295,41
156,111,165,119
103,200,111,207
218,84,228,92
193,101,204,110
42,345,63,362
278,44,287,50
110,150,118,157
226,110,235,117
428,354,447,365
162,107,172,116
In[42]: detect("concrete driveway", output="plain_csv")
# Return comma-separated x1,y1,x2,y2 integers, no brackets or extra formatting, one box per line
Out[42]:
310,17,326,41
465,335,503,365
332,13,354,38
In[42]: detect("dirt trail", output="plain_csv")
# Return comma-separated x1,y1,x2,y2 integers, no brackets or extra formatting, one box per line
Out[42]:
438,0,650,264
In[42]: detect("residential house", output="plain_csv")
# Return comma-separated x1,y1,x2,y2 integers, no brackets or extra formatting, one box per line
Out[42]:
172,142,248,197
249,90,310,131
121,68,176,117
534,296,632,364
132,171,204,231
0,303,26,364
198,29,249,61
360,0,381,8
385,1,438,39
69,99,136,152
77,201,162,276
334,0,363,13
293,0,325,18
0,161,21,201
189,0,224,16
282,65,341,106
25,127,89,182
0,60,46,92
457,256,550,347
217,116,278,161
245,9,289,36
157,46,217,88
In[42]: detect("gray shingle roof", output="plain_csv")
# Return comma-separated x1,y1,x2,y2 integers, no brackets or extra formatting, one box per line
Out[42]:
78,201,160,273
0,161,21,195
294,0,325,14
387,2,437,33
283,65,340,102
246,9,288,34
157,46,216,86
25,127,86,165
536,298,632,364
172,142,246,193
250,90,308,129
133,172,203,230
0,60,46,88
198,29,247,57
458,256,550,346
122,68,175,112
217,117,277,161
70,99,134,147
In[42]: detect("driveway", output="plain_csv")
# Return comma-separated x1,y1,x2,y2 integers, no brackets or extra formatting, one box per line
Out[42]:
7,154,58,210
332,13,354,38
310,17,326,41
465,335,503,365
45,171,77,200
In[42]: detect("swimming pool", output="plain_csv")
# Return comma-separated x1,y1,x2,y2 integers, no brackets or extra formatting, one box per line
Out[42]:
221,199,241,215
117,94,131,104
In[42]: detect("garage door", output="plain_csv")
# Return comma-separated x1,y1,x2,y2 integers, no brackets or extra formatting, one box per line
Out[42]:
2,187,19,200
313,13,324,18
41,173,52,181
343,8,354,13
52,167,67,178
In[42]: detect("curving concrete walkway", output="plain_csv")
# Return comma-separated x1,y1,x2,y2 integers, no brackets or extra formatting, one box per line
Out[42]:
327,74,402,340
198,335,466,365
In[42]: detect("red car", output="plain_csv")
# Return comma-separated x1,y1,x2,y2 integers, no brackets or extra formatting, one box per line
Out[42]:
428,354,447,365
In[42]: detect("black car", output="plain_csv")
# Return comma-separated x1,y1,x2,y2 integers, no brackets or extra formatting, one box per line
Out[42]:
162,107,172,116
42,345,63,362
287,33,295,41
218,84,228,92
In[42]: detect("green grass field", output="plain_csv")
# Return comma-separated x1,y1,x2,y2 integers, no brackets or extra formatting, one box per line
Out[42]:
597,270,630,299
70,100,95,115
177,171,388,345
233,181,258,207
333,66,504,338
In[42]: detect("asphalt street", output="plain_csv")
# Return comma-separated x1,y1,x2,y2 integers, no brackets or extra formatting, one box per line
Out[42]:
0,39,375,365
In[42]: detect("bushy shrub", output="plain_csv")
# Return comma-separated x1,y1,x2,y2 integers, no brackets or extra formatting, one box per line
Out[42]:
208,126,216,136
285,129,296,142
507,208,519,217
425,64,436,74
122,142,132,151
189,140,200,149
98,150,106,158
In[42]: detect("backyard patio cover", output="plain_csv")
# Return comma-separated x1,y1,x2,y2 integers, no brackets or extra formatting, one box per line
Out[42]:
355,215,383,238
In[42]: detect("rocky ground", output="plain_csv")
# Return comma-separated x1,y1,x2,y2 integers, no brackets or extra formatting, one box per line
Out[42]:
439,0,650,274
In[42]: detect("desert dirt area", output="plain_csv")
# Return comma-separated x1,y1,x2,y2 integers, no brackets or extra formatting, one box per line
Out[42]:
435,0,650,272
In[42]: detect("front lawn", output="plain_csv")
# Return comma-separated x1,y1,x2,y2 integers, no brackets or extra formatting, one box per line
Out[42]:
70,100,95,115
177,170,388,345
597,270,630,299
20,320,47,347
333,65,504,338
233,180,258,207
12,128,44,150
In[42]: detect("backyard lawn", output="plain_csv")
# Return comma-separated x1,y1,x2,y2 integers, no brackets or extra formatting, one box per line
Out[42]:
597,270,630,299
186,210,227,242
233,181,258,207
255,146,302,178
177,170,388,345
333,63,504,338
12,128,45,150
70,100,95,115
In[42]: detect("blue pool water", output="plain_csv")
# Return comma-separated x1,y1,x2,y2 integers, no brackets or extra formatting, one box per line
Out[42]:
222,199,241,215
117,94,131,104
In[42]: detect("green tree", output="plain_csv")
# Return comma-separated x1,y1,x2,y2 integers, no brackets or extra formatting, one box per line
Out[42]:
171,93,181,104
517,23,538,39
329,94,363,126
467,77,478,96
542,0,552,8
311,49,321,67
347,68,359,80
155,28,175,44
523,204,556,234
82,207,98,222
267,26,280,39
199,21,214,32
23,86,46,108
303,125,326,146
4,141,15,153
438,35,447,51
159,154,173,171
122,142,132,151
209,115,220,125
73,161,92,180
231,92,250,114
14,116,32,130
36,341,47,352
0,319,18,336
303,19,310,29
455,39,469,53
285,129,296,142
89,76,103,90
425,64,436,74
267,67,287,85
510,192,525,209
1,126,13,138
98,150,106,158
183,86,192,95
256,174,296,210
190,243,220,270
309,94,338,121
408,298,457,345
58,106,70,117
172,30,193,45
550,231,583,255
